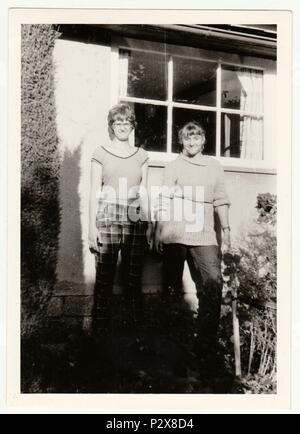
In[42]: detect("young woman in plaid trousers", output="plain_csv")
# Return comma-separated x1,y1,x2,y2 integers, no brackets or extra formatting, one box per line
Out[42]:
88,104,152,330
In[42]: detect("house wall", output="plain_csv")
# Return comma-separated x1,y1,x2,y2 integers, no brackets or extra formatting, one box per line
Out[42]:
49,38,276,328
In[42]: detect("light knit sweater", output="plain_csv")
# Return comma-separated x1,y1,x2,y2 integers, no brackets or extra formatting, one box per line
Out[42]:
157,153,230,246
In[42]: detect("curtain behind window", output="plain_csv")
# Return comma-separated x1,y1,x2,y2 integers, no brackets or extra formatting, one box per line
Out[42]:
237,69,264,160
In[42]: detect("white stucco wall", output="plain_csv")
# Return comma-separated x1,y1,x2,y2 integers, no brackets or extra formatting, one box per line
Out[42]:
53,38,111,292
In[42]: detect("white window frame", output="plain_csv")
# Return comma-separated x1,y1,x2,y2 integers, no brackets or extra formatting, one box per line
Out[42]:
110,37,276,172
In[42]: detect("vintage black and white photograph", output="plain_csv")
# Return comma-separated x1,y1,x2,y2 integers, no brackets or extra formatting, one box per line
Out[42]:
16,16,283,398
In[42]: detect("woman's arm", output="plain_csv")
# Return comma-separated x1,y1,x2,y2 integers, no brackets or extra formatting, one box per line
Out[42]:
140,161,149,218
154,162,178,253
217,205,231,252
212,162,231,251
140,161,153,246
88,161,102,253
213,163,231,251
217,204,230,229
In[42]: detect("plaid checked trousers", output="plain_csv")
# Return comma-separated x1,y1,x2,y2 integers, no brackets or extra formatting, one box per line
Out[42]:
93,202,147,329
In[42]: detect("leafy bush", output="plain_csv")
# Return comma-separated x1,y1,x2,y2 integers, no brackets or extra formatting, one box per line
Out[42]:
21,25,61,336
220,193,277,393
238,193,277,303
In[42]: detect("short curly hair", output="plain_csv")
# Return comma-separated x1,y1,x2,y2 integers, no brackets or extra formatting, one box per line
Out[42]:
178,121,206,145
107,103,137,133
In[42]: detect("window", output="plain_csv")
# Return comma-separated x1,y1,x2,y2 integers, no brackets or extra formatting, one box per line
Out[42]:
118,48,264,160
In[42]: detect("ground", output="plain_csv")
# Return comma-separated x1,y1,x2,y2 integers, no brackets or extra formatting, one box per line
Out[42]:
22,294,245,394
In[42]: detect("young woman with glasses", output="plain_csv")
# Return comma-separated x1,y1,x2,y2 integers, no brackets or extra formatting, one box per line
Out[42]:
89,103,153,330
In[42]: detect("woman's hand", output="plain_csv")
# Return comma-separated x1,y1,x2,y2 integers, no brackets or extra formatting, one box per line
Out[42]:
222,227,231,254
146,223,154,250
88,226,100,254
155,225,164,255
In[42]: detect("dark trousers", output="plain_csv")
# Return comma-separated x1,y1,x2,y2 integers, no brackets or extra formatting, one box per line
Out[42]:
93,220,146,329
163,244,223,349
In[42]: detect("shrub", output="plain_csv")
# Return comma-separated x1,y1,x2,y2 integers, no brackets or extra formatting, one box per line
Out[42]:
21,24,61,336
220,193,277,393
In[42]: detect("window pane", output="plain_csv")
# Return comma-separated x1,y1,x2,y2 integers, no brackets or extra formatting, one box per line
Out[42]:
173,57,217,106
119,49,167,101
172,108,216,155
221,66,263,112
221,113,263,159
129,102,167,152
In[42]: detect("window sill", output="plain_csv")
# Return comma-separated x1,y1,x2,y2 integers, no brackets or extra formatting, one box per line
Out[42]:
147,153,276,175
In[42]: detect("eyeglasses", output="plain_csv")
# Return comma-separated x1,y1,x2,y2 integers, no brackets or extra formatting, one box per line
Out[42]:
182,134,204,141
112,122,132,129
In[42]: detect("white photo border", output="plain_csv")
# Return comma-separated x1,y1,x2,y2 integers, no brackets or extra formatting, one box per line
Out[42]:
5,7,293,412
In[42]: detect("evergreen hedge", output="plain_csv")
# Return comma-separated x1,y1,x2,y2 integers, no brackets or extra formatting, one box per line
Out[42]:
21,24,61,335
